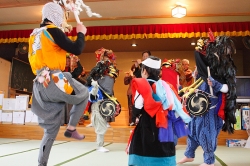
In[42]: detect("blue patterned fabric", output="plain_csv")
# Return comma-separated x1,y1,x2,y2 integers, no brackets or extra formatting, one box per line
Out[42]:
88,86,103,103
184,80,223,164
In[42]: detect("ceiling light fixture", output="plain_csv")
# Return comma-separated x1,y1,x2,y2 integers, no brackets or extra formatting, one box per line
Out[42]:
131,44,137,47
171,5,187,18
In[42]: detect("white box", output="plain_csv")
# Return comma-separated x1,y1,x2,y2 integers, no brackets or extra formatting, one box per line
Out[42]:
2,98,16,110
13,111,25,125
25,110,38,125
15,96,29,110
226,139,247,148
1,110,13,124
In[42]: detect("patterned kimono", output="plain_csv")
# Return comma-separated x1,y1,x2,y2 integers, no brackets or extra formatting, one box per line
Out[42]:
184,77,223,164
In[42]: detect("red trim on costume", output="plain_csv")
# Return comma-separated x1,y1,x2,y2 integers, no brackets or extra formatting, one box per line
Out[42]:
126,129,134,154
83,102,91,114
218,93,226,120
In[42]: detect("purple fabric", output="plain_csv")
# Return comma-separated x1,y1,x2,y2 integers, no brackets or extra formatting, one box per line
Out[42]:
158,111,176,142
158,120,174,142
158,111,190,142
174,117,189,138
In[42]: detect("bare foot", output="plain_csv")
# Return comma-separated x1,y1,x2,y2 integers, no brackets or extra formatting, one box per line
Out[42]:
177,156,194,164
199,163,214,166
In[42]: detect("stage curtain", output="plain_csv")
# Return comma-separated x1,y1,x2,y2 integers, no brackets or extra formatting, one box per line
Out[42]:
0,22,250,43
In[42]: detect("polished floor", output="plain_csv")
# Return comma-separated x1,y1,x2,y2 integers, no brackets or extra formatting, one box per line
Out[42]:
0,138,249,166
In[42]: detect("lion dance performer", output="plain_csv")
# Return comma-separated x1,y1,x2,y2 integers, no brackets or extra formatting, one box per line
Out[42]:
86,48,120,152
28,2,90,166
178,30,237,166
127,56,191,166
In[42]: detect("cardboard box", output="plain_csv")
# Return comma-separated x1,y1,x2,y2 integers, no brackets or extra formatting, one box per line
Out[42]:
13,111,25,125
15,96,29,110
1,110,13,124
242,107,250,130
2,98,16,111
226,139,247,148
25,110,38,125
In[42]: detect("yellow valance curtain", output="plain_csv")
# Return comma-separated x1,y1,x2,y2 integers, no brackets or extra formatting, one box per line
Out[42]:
0,22,250,43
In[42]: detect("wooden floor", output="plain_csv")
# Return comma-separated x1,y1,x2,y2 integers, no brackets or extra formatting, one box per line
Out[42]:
0,123,248,145
0,107,248,145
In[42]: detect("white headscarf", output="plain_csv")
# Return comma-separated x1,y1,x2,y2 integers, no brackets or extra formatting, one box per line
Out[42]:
42,2,64,28
142,58,161,69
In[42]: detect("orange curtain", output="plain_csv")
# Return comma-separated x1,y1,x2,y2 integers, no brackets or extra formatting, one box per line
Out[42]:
0,22,250,43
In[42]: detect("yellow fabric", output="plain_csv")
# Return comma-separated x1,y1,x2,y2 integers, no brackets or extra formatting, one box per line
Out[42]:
64,83,74,94
28,25,67,75
51,72,73,95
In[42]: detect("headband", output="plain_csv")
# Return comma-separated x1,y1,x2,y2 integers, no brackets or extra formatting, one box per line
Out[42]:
142,58,161,69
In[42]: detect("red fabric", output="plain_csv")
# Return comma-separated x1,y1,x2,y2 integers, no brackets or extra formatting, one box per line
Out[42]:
161,68,179,91
152,83,169,126
126,129,134,154
1,22,250,39
131,78,167,128
218,93,226,120
83,102,91,114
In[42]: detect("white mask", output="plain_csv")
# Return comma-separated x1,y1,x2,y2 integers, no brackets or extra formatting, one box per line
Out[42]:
42,2,64,28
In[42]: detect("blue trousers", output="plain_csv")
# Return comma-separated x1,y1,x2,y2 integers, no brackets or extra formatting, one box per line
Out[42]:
184,104,223,164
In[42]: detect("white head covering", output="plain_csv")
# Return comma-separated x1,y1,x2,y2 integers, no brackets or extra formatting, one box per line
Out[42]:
142,57,161,69
42,2,64,28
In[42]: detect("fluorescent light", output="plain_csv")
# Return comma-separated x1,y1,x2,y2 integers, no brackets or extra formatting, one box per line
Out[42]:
191,42,196,45
172,5,186,18
131,44,137,47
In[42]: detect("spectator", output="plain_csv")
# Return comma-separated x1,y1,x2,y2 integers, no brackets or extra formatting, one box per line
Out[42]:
124,66,135,126
133,50,151,78
179,59,194,88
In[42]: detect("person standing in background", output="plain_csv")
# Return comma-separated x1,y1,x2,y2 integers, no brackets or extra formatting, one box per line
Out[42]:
124,66,136,126
179,59,194,88
133,50,151,78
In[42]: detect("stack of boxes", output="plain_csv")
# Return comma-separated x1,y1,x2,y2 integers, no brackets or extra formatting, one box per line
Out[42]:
227,105,250,148
0,93,38,125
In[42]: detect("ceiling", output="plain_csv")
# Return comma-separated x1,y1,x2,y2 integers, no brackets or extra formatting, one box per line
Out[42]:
0,0,249,53
1,0,250,24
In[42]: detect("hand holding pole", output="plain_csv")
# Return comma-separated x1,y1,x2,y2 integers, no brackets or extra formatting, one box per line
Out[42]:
207,66,214,96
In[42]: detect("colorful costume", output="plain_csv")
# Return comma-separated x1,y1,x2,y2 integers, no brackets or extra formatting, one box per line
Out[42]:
128,57,191,166
87,48,120,152
28,2,89,166
161,58,185,145
180,30,237,165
